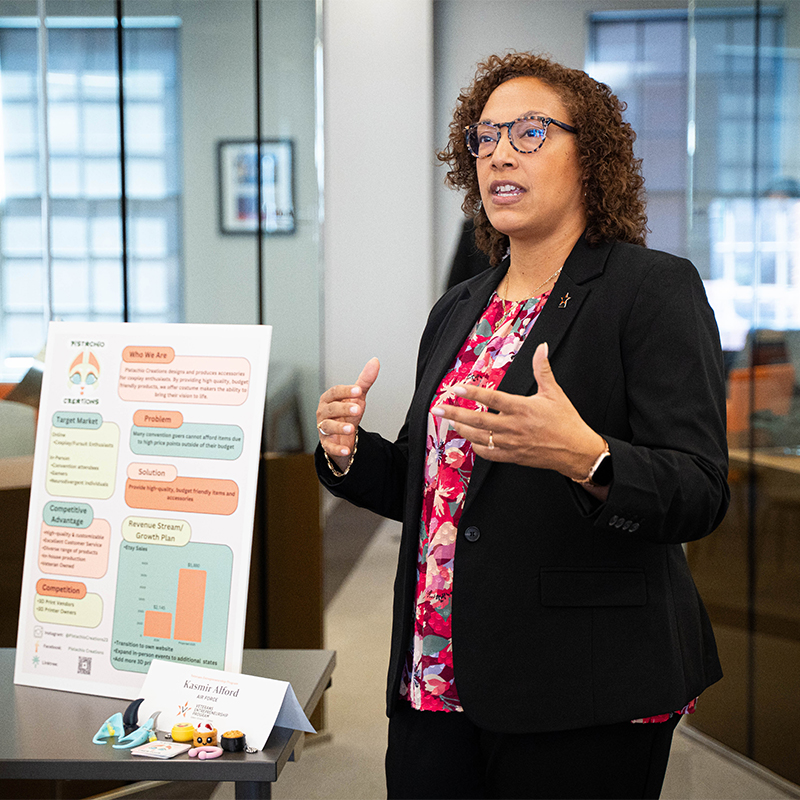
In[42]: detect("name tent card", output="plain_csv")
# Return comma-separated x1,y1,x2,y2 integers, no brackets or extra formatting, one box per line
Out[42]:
139,659,314,751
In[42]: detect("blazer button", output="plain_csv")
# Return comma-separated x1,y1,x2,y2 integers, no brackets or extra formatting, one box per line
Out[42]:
629,522,640,532
464,526,481,542
622,520,631,530
615,518,626,528
608,515,619,526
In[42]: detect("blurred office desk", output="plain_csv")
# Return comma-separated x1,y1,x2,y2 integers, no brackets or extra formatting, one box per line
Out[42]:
0,395,37,649
0,648,335,800
721,447,800,595
688,447,800,784
0,454,34,649
0,454,34,490
727,447,800,564
728,446,800,475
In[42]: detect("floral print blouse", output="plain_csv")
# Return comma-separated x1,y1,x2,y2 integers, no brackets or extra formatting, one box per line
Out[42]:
398,287,697,726
400,289,550,712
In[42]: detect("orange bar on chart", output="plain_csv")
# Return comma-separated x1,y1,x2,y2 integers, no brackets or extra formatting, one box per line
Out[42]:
144,610,172,639
173,568,206,643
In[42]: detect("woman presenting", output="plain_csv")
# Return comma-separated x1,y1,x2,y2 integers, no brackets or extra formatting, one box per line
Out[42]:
316,52,729,800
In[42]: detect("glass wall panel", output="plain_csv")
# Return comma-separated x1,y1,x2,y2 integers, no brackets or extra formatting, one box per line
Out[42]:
0,0,185,377
686,0,800,784
0,0,324,684
587,11,691,259
0,0,322,440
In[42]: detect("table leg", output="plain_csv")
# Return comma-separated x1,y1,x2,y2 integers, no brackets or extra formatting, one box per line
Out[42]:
234,781,271,799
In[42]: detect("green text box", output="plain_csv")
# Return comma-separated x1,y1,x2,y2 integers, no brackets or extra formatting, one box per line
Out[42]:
130,423,243,460
47,423,120,500
122,516,191,547
34,593,103,628
52,412,103,429
43,501,94,528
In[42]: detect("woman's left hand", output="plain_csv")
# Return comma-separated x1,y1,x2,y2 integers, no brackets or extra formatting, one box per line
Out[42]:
432,342,606,482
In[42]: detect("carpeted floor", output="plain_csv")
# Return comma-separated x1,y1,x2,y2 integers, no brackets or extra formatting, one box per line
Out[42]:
323,501,385,608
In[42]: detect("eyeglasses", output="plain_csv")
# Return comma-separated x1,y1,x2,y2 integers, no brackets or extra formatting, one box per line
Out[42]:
464,115,577,158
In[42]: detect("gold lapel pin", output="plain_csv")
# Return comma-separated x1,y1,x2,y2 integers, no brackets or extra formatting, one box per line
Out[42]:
559,293,571,308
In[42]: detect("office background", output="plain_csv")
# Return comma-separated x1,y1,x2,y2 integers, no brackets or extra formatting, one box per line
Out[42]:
1,0,799,793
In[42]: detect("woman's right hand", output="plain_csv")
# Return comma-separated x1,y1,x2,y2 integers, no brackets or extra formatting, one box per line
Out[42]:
316,357,380,473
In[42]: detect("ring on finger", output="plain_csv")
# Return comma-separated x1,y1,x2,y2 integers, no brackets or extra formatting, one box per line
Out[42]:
317,422,332,437
488,430,495,449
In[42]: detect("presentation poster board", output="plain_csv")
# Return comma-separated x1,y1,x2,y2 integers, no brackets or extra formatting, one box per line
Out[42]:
14,322,271,699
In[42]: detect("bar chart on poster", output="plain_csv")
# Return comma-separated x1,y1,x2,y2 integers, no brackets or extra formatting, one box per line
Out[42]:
14,322,271,699
111,541,232,672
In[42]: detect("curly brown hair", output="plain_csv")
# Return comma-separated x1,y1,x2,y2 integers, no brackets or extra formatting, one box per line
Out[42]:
439,52,647,265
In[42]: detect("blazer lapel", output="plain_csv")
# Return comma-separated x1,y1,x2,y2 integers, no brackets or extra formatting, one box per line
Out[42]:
407,267,505,456
463,238,614,512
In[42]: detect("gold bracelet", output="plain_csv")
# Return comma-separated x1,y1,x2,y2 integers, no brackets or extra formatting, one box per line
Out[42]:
324,431,358,478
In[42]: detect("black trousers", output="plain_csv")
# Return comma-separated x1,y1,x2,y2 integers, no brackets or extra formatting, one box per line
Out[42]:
386,700,681,800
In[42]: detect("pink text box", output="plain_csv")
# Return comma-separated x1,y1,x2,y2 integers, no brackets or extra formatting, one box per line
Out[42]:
118,356,251,406
38,518,111,578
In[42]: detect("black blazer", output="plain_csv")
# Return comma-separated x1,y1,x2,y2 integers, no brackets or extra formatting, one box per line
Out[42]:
317,236,730,734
